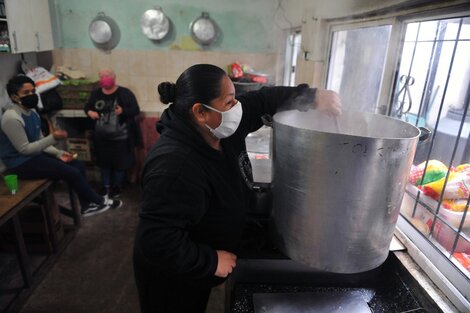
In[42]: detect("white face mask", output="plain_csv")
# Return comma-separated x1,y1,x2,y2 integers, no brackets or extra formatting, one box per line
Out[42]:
203,101,243,139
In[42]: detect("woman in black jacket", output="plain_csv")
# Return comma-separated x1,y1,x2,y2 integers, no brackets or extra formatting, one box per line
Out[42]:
133,64,341,313
84,69,140,199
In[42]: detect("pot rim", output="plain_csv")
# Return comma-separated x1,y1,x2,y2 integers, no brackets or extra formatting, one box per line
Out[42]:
273,109,421,141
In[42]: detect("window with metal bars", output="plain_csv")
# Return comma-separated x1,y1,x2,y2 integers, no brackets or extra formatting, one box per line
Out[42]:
283,29,301,86
325,9,470,310
395,15,470,302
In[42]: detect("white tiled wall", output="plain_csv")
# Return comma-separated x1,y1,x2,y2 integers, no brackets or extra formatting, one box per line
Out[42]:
52,48,279,114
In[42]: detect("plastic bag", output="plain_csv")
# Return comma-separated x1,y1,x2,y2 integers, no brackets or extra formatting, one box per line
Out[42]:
409,160,448,186
229,62,243,79
455,163,470,174
442,199,469,212
454,253,470,271
22,62,61,94
94,100,128,141
421,171,470,200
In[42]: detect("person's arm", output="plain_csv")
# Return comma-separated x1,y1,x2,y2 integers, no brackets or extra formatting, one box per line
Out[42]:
136,156,218,279
42,136,64,157
237,85,341,137
84,89,100,120
118,88,140,117
236,85,315,136
1,111,57,155
84,89,97,115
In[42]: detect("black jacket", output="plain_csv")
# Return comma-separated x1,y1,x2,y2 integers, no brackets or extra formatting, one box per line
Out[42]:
84,86,141,146
134,85,316,282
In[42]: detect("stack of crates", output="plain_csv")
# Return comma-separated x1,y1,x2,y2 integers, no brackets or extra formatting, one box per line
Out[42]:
66,138,91,161
56,80,98,109
66,130,93,162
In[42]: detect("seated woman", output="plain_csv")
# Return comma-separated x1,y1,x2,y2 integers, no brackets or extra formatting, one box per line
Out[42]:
0,75,122,216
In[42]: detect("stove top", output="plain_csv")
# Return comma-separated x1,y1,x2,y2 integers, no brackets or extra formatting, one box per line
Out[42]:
236,197,433,312
227,252,431,313
252,291,372,313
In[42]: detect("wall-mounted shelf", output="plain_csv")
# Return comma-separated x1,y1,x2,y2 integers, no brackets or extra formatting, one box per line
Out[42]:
0,11,9,52
1,0,53,53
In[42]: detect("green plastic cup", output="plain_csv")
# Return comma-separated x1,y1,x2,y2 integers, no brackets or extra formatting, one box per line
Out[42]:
4,174,18,195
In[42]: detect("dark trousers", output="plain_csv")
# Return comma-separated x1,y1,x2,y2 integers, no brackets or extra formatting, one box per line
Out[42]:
133,252,212,313
100,167,126,188
9,154,102,206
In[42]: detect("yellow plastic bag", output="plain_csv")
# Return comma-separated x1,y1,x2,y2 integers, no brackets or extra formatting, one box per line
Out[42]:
410,160,448,186
443,199,469,212
421,171,469,200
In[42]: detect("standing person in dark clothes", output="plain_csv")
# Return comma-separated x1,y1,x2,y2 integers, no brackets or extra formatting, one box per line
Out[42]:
0,75,121,217
85,69,140,200
133,64,342,313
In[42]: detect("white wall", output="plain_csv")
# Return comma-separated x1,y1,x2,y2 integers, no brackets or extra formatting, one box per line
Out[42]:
282,0,465,87
282,0,417,26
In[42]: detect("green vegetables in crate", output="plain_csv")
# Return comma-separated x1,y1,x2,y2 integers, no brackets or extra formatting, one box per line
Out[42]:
79,91,89,100
61,79,96,86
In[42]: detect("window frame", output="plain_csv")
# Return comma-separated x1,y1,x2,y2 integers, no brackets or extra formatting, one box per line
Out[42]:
283,27,302,86
323,5,470,312
325,18,399,115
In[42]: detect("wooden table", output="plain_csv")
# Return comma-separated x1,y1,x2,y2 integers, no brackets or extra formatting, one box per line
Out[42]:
0,179,57,287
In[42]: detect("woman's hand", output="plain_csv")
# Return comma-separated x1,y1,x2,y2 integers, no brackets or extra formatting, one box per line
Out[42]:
52,129,68,140
115,105,123,116
87,110,100,120
314,89,342,116
215,250,237,278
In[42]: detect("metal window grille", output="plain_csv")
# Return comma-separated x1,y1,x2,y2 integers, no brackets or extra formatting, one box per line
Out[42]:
393,16,470,298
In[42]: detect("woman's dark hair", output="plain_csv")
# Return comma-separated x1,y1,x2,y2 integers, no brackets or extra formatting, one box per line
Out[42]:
6,75,35,97
158,64,226,120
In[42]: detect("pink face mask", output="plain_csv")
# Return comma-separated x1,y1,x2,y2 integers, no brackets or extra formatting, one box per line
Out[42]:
99,76,115,89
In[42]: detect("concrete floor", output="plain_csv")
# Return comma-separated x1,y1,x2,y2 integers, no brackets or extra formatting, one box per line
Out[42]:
19,184,225,313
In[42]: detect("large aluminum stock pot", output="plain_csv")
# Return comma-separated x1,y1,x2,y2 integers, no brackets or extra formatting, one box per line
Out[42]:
271,110,420,273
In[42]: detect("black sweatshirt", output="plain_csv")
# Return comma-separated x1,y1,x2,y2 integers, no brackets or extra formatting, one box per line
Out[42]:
84,87,141,144
134,85,316,282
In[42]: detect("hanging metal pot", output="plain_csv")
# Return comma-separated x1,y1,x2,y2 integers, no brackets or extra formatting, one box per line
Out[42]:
141,7,171,41
88,12,120,51
190,12,219,46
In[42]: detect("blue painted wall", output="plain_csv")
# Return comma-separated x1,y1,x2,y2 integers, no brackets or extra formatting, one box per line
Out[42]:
53,0,282,52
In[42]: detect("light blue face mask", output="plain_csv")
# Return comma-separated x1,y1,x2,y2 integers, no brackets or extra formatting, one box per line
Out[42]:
202,101,243,139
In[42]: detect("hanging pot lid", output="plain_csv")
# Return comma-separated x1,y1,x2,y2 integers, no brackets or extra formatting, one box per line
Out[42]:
190,12,218,46
141,7,170,41
89,12,120,51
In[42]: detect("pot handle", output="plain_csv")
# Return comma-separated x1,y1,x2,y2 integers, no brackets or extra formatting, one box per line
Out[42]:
418,127,431,142
261,114,273,127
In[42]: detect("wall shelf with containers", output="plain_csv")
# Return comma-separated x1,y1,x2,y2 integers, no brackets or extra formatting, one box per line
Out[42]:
0,0,54,54
0,0,10,53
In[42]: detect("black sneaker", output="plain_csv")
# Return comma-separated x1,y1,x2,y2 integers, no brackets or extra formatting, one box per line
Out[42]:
82,202,110,217
109,186,121,199
105,198,123,209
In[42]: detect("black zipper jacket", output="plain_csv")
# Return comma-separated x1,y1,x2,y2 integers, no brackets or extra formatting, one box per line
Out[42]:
134,85,316,281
